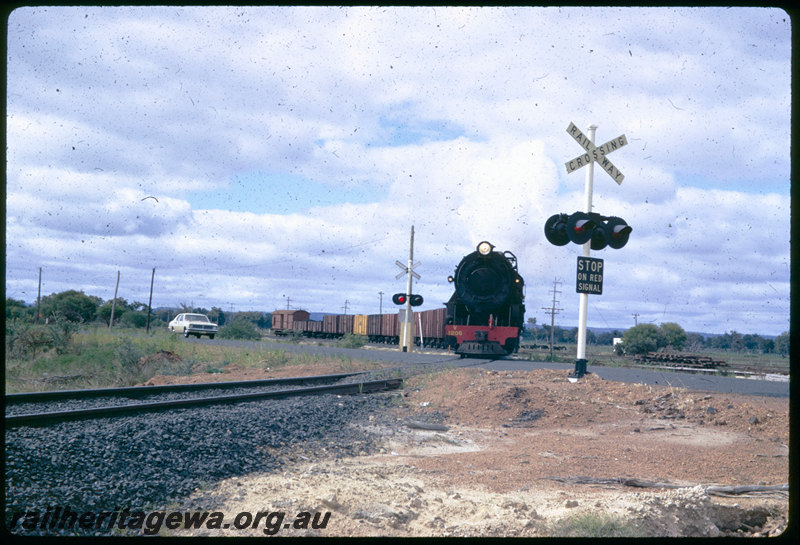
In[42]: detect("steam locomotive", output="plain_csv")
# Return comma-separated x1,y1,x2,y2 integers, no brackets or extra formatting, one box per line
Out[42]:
445,241,525,357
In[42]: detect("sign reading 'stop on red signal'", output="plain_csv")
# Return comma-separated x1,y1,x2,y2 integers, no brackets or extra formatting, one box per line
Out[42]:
576,256,604,295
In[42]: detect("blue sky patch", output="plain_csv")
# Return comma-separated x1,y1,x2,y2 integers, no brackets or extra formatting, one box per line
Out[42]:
188,172,382,214
375,116,466,147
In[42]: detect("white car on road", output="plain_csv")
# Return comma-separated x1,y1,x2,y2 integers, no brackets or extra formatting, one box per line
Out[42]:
168,313,218,339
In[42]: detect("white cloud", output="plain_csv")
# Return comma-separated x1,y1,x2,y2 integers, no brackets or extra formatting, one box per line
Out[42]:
5,6,791,335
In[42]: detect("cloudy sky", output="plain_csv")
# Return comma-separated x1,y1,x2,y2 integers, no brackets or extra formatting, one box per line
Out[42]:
5,6,791,336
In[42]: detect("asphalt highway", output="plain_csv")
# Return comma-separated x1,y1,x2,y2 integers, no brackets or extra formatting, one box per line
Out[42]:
191,337,790,398
478,358,790,398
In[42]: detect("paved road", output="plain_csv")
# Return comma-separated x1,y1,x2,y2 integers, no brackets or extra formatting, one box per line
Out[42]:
186,337,790,398
476,358,790,398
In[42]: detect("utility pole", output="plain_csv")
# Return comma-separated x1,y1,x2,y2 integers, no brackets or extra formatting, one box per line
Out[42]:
541,278,563,360
109,270,120,330
378,291,383,315
146,268,155,334
35,267,42,324
342,300,350,315
632,313,640,326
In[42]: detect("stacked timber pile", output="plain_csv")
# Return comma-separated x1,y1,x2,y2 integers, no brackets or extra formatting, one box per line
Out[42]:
635,352,728,368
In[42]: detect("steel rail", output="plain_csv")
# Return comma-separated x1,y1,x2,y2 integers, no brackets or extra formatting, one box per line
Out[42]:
5,378,403,428
5,372,364,404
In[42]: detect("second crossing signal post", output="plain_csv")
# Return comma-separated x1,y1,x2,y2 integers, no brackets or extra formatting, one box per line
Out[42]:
394,226,421,352
403,226,414,352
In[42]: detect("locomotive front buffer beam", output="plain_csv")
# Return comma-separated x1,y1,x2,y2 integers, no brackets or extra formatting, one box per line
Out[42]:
456,340,508,358
445,325,519,358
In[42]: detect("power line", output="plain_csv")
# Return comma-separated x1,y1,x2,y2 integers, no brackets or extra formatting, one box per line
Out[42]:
541,278,563,359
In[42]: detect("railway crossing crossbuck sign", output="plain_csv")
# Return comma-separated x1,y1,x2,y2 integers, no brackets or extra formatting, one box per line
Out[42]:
565,122,627,184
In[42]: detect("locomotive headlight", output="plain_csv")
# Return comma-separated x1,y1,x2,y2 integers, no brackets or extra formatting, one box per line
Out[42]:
477,241,494,255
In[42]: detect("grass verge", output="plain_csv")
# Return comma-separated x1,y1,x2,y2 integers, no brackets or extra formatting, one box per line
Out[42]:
544,510,645,537
4,326,378,393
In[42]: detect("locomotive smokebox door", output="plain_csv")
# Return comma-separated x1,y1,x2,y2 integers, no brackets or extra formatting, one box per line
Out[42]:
454,255,513,314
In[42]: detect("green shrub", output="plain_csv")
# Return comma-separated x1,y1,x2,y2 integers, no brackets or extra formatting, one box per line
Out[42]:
621,323,663,355
47,319,78,354
774,331,789,356
546,510,643,537
114,336,146,371
119,311,149,328
6,320,44,360
218,319,262,340
336,334,367,349
5,319,78,360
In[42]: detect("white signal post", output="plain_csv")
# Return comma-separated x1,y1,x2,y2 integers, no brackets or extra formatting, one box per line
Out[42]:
395,226,420,352
565,123,626,380
575,125,596,380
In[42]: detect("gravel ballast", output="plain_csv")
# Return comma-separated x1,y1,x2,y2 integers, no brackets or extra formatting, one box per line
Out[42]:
5,391,399,536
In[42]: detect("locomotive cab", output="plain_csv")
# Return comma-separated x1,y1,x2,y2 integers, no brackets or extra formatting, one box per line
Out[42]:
445,241,525,358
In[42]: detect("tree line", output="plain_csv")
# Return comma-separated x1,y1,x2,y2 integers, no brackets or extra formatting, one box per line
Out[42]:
524,319,789,356
5,290,272,331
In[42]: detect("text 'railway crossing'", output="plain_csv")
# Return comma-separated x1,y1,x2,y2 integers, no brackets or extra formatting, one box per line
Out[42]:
565,122,627,184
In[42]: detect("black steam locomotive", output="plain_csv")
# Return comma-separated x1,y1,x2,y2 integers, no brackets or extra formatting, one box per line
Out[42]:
445,241,525,357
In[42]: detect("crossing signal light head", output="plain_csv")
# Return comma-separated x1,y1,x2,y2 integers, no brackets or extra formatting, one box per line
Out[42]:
590,229,608,251
566,212,596,245
604,216,632,249
410,294,423,307
392,293,407,305
546,211,631,249
544,214,570,246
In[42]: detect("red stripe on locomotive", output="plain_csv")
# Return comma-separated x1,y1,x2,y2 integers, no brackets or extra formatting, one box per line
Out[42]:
445,324,520,346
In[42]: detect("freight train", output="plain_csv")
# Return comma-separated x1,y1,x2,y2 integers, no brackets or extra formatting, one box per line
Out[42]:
270,308,449,348
271,241,525,357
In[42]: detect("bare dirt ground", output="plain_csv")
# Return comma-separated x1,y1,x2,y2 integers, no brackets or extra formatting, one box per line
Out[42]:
145,360,790,538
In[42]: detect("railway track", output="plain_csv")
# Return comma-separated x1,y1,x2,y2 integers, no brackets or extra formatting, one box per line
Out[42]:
628,351,788,379
5,372,363,404
628,363,789,381
5,372,402,428
5,354,506,430
6,370,405,535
